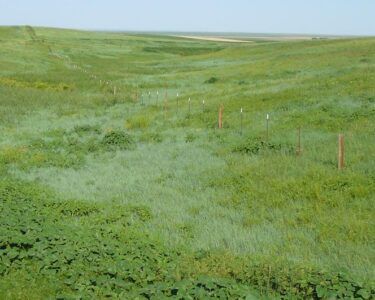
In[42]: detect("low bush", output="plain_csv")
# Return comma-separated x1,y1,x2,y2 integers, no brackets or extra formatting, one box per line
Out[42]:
233,136,294,155
101,130,135,150
204,77,219,84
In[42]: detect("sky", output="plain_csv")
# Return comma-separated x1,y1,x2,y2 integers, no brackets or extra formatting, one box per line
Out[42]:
0,0,374,36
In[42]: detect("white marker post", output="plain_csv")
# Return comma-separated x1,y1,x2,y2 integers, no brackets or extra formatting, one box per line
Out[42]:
148,91,151,104
188,97,191,116
266,113,270,141
202,100,205,113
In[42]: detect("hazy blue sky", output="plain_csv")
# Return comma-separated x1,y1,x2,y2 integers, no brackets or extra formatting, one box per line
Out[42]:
0,0,374,35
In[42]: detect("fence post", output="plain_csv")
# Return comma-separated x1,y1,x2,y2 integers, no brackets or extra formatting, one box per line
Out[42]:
338,134,345,170
218,105,223,129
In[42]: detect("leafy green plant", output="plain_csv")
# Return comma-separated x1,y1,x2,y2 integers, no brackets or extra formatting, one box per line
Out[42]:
233,136,294,155
204,76,219,84
185,133,196,143
101,130,135,150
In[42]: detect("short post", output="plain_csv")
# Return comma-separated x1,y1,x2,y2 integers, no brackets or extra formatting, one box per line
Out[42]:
202,100,205,113
296,127,302,156
266,113,270,141
156,91,159,106
338,134,345,170
240,108,243,135
188,97,191,116
148,91,151,104
218,105,223,129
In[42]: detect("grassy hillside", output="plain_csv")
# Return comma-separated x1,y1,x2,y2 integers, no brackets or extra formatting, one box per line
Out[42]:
0,26,374,299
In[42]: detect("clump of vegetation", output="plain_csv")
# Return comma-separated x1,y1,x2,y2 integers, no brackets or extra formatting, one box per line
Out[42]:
73,124,101,136
185,133,196,143
101,130,135,150
233,136,294,155
204,76,219,84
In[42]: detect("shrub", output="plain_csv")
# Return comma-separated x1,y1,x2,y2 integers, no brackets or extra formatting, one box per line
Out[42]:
185,133,196,143
101,130,135,150
204,77,219,84
233,137,294,155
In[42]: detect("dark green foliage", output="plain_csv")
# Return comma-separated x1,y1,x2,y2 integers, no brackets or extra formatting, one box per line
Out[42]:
204,77,219,84
235,263,374,299
185,133,196,143
101,130,135,150
233,136,294,155
73,124,101,136
2,180,372,298
0,180,261,298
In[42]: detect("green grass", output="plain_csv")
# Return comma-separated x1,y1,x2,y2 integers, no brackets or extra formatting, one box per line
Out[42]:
0,25,374,299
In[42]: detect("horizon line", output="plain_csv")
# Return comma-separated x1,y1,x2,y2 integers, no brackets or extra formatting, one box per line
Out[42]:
0,24,373,38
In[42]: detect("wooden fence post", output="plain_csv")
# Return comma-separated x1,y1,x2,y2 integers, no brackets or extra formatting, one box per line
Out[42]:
338,134,345,170
218,105,223,129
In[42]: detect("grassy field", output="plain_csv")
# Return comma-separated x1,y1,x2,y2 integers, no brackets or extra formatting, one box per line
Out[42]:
0,26,374,299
